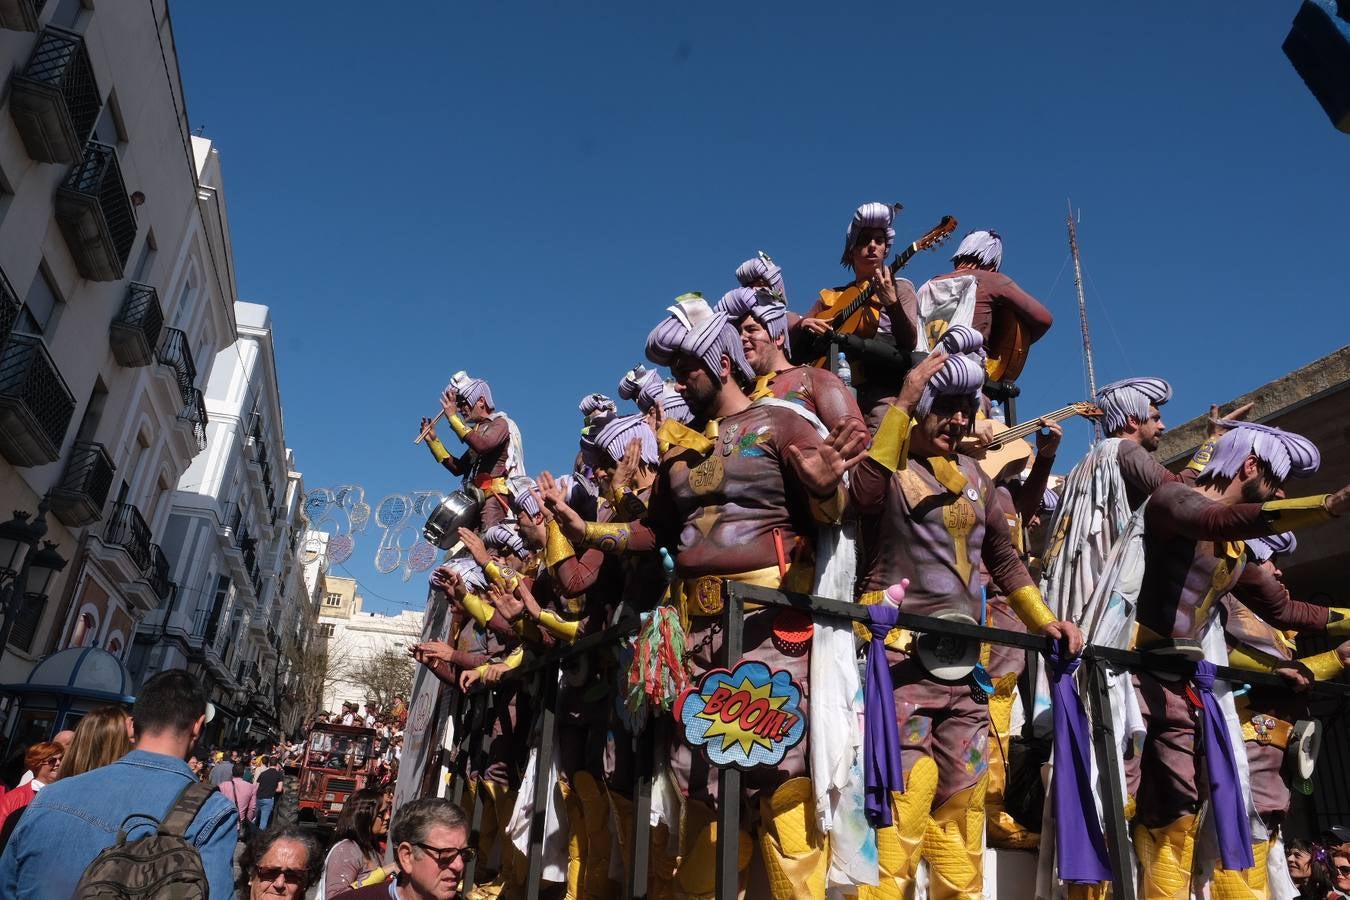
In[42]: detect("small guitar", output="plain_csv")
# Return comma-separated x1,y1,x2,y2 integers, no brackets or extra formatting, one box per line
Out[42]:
807,216,959,367
985,312,1029,382
961,401,1104,481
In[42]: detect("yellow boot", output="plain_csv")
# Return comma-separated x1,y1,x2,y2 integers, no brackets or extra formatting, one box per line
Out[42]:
859,756,940,900
922,776,988,900
467,780,502,900
1134,815,1197,900
758,777,828,900
675,797,752,900
1066,884,1110,900
649,820,678,900
574,772,614,900
985,674,1039,851
610,792,634,887
1210,838,1269,900
559,777,589,900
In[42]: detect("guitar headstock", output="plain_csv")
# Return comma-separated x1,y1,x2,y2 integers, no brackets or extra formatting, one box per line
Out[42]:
915,216,959,252
1072,402,1105,418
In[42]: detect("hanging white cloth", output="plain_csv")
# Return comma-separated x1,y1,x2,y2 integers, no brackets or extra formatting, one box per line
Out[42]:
914,273,979,351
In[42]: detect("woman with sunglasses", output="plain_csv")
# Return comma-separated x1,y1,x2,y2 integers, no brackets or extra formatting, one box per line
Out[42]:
323,788,396,897
1330,851,1350,899
237,826,322,899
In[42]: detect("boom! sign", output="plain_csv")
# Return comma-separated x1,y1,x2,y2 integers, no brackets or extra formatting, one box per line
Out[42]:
676,660,806,769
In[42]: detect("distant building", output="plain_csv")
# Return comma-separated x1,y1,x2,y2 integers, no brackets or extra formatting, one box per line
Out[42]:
318,574,422,716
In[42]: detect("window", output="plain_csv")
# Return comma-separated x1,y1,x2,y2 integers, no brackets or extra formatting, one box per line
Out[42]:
7,596,46,653
131,230,156,283
20,263,63,335
324,593,343,608
319,623,335,638
93,91,127,147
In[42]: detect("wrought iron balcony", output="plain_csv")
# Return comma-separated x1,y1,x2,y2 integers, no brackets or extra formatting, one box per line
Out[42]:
104,502,153,575
50,441,115,527
178,388,208,453
0,332,76,466
109,282,164,367
0,267,21,344
0,0,39,32
147,543,173,602
56,142,136,281
155,327,197,408
9,27,101,164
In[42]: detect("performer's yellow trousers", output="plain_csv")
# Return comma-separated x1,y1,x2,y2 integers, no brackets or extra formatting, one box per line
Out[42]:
858,756,939,900
985,673,1038,851
758,777,829,900
573,772,613,900
674,797,752,900
1211,837,1271,900
611,792,676,900
1134,814,1197,900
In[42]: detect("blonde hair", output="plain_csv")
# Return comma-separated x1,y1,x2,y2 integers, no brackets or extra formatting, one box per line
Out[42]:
61,705,132,779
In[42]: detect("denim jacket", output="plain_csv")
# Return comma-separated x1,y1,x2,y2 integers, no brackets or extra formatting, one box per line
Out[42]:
0,749,238,899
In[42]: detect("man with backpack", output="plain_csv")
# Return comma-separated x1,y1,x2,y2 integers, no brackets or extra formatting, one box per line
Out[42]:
0,669,238,898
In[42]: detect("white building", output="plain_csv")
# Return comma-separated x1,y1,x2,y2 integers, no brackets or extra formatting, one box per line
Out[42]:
0,0,237,747
317,572,422,716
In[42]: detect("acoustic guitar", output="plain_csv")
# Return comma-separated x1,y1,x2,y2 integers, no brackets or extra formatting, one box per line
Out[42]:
961,401,1104,481
985,312,1029,382
807,216,959,367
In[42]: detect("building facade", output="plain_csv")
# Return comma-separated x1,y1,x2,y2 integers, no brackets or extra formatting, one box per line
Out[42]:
317,573,422,716
0,0,238,748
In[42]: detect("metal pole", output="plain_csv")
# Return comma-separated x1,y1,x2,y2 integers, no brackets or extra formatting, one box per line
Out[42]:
525,664,559,900
715,583,744,900
1086,655,1135,900
1066,202,1102,443
626,720,657,900
462,694,492,894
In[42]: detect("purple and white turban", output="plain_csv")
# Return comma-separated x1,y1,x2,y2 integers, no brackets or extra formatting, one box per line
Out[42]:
1246,531,1297,563
951,229,1004,271
661,384,692,424
840,202,899,266
735,252,787,303
1096,377,1173,435
595,413,661,467
1199,422,1320,482
619,365,664,413
484,524,528,559
645,293,754,383
717,287,791,355
1039,487,1060,515
917,325,988,418
439,554,488,593
449,371,494,410
579,393,616,421
508,476,543,518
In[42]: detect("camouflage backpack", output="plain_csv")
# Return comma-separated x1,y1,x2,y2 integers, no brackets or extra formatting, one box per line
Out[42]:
74,781,218,899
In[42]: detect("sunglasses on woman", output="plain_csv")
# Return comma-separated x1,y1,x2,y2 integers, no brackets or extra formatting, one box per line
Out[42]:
254,866,306,884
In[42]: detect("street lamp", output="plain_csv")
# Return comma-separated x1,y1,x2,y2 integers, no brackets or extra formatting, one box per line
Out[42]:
0,499,67,671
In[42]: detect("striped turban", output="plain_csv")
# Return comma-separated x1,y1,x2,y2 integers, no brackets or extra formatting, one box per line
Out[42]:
717,287,791,355
595,413,661,467
619,365,664,413
1096,377,1173,435
917,325,987,418
439,555,487,593
579,393,616,421
645,293,754,383
661,384,692,424
1246,531,1297,563
508,476,542,518
840,202,899,267
484,524,528,559
1200,422,1320,483
449,371,493,410
1039,487,1060,515
951,229,1004,271
735,252,787,303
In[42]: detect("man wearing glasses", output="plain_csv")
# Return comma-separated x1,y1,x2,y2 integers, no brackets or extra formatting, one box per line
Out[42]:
347,798,474,900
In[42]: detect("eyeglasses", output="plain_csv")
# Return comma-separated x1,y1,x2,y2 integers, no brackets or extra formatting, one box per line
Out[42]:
1337,865,1350,876
413,842,476,868
254,866,306,884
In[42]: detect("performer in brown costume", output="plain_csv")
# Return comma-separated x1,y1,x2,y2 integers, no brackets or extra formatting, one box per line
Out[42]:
850,329,1081,900
418,373,520,529
552,295,869,900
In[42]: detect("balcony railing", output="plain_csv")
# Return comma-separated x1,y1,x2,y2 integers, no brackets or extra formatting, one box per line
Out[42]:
9,27,101,164
178,388,208,452
55,141,136,281
0,332,76,467
0,267,21,345
0,0,39,30
109,282,164,367
50,441,115,527
104,502,153,575
147,543,173,602
155,327,197,408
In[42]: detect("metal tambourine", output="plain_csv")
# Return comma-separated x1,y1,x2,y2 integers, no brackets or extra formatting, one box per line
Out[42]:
423,491,480,549
913,611,982,683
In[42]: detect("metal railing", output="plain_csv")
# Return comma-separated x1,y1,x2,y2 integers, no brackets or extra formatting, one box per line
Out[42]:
50,440,115,527
0,264,21,342
55,141,136,281
109,282,164,367
178,387,208,452
9,26,101,164
0,331,77,467
104,502,153,574
147,543,173,601
155,327,197,409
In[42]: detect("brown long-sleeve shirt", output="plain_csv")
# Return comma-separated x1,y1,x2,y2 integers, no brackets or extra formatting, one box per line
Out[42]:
923,268,1053,346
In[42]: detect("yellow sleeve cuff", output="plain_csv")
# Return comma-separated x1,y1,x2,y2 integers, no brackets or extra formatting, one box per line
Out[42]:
502,647,526,670
1326,608,1350,637
462,593,494,627
582,522,632,553
1226,642,1286,674
545,521,577,569
448,414,472,440
1302,649,1345,681
867,404,912,473
808,486,846,524
537,610,581,643
1007,585,1057,632
485,561,522,591
1186,438,1217,473
1261,495,1333,531
428,437,451,464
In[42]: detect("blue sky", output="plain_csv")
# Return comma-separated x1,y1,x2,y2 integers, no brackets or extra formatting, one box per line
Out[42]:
171,2,1350,614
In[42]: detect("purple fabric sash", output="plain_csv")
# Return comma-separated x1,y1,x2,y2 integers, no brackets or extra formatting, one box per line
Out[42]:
864,604,904,826
1191,660,1255,870
1047,647,1111,883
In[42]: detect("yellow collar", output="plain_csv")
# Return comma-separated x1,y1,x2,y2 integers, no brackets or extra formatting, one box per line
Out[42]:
925,455,969,496
656,418,719,456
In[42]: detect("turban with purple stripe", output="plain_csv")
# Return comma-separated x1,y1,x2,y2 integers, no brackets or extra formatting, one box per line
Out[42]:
508,476,543,518
579,393,616,421
1200,422,1320,482
1096,377,1172,434
917,325,988,418
439,554,487,593
645,293,754,383
661,384,692,424
596,413,660,466
484,524,528,559
449,371,493,410
1246,531,1296,563
841,202,899,266
735,252,787,303
619,365,665,413
951,229,1004,271
1039,487,1060,515
717,287,791,355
